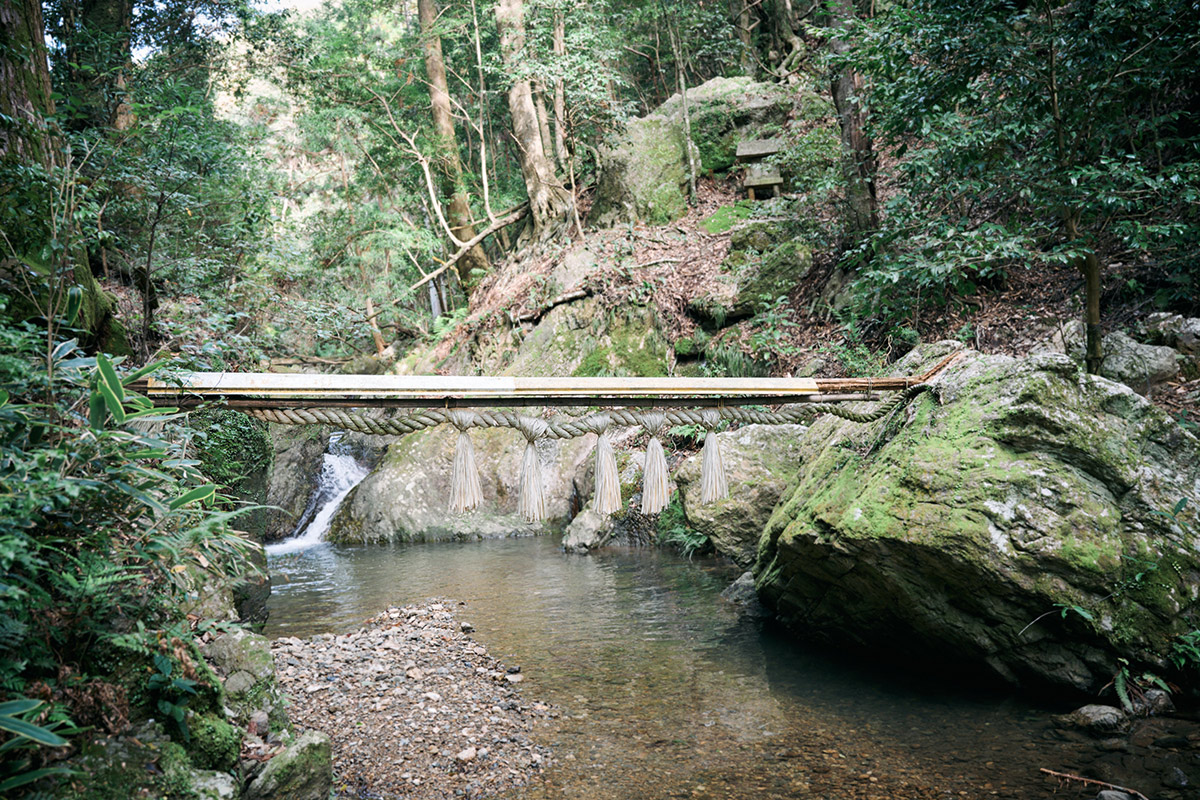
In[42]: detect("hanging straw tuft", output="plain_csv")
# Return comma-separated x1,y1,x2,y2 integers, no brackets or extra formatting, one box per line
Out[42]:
590,415,621,515
640,412,669,515
448,410,484,514
699,409,728,504
516,417,549,523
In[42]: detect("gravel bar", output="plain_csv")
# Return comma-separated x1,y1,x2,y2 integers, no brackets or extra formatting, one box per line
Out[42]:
272,600,556,799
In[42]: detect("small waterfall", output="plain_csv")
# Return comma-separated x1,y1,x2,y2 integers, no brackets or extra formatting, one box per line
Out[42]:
266,434,370,556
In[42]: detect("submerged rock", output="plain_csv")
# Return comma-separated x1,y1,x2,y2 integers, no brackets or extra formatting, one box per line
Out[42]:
754,342,1200,692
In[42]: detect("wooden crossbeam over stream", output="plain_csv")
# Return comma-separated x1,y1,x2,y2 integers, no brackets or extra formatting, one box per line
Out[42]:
141,353,957,410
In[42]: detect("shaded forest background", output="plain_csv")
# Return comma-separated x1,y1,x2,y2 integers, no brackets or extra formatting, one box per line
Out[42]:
0,0,1199,793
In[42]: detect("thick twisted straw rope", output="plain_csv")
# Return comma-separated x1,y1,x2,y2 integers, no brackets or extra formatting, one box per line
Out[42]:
244,384,934,436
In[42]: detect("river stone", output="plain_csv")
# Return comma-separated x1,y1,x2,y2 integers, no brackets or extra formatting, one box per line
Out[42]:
675,424,807,566
329,425,594,543
244,729,332,800
562,505,614,553
754,341,1200,692
1060,704,1129,734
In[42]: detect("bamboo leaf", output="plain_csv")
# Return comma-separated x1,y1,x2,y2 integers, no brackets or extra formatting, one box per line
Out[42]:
169,485,216,510
0,714,68,747
65,286,82,325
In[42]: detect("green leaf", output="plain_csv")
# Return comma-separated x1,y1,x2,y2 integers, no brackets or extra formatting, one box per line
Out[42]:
96,354,124,404
121,359,168,386
97,379,126,424
169,484,216,510
0,700,42,716
0,714,68,747
0,389,8,408
89,392,107,429
65,286,82,325
1174,498,1188,515
0,766,74,792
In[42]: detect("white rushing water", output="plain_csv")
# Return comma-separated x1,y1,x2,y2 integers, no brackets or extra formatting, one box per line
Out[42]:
265,442,370,556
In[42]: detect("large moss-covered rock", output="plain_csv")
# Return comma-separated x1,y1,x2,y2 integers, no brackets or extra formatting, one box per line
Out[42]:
590,116,695,227
328,425,594,543
590,76,793,226
675,424,807,566
754,342,1200,692
690,219,812,328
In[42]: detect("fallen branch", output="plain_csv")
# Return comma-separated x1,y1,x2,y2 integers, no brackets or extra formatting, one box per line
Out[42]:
518,287,593,324
637,258,680,268
403,204,530,296
1039,768,1150,800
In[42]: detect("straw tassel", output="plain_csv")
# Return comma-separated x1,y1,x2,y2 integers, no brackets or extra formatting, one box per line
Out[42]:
699,410,728,504
592,419,621,515
640,412,669,515
448,411,483,514
516,417,549,523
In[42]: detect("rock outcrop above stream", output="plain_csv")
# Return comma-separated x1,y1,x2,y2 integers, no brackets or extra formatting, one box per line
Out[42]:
753,342,1200,691
328,426,594,543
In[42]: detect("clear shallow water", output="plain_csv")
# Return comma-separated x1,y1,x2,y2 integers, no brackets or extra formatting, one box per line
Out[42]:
266,536,1092,799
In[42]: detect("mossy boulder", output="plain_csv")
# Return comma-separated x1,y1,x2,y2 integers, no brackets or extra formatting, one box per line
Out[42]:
690,220,811,329
189,714,240,772
753,342,1200,692
590,116,694,227
590,76,793,226
244,730,332,800
675,424,808,566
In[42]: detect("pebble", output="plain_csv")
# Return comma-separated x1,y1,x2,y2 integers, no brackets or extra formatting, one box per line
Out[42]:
270,600,555,800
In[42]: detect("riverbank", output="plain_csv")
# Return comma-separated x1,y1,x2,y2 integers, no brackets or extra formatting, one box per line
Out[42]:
271,600,556,799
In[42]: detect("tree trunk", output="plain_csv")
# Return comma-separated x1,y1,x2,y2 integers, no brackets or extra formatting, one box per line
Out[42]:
533,81,555,167
1065,214,1103,373
827,0,878,241
495,0,571,239
552,12,567,170
0,0,57,165
63,0,135,129
418,0,489,286
734,0,755,76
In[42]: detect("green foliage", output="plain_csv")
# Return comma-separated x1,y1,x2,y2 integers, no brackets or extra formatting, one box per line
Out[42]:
838,0,1200,327
187,408,273,494
0,309,258,790
654,493,709,558
145,655,198,743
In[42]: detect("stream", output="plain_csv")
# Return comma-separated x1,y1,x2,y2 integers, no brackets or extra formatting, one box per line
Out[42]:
260,440,1188,799
266,535,1124,799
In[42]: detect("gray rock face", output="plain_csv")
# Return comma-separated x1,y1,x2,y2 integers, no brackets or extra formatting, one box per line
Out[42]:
329,426,594,544
675,424,807,566
245,730,332,800
1100,331,1179,392
1060,704,1129,734
263,425,330,541
202,628,285,728
754,342,1200,691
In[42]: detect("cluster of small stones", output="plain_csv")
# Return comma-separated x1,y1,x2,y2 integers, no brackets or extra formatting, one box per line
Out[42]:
271,601,556,799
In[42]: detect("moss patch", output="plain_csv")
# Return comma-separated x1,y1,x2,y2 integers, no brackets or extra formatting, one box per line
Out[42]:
700,201,756,234
189,714,240,772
